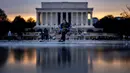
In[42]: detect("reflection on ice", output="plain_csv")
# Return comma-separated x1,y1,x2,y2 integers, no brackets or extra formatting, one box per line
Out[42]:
36,47,94,73
0,46,130,73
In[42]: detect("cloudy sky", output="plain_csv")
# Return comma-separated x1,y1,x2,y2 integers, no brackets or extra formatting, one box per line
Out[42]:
0,0,130,20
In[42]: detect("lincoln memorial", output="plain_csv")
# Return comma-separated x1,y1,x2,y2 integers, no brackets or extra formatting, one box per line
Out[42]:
35,2,94,32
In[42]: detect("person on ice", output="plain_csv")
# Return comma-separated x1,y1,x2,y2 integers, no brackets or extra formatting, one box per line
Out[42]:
8,30,12,41
59,19,71,42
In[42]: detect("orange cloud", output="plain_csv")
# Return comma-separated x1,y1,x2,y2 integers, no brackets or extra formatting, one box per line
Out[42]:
93,11,121,19
8,13,36,21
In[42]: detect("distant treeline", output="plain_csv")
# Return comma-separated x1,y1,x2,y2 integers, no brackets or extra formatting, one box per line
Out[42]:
93,15,130,36
0,8,36,38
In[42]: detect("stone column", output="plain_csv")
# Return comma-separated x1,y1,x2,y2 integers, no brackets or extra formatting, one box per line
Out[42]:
71,12,73,26
90,12,93,26
36,12,38,25
36,12,40,25
56,12,58,26
42,12,44,25
81,12,83,27
66,12,68,22
86,12,88,26
60,12,63,24
50,12,53,27
39,12,41,25
46,12,48,26
76,12,78,26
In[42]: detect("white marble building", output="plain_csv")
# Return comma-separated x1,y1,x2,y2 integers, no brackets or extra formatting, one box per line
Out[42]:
35,2,94,32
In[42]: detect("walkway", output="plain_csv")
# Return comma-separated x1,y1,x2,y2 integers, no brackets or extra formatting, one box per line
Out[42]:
0,40,129,48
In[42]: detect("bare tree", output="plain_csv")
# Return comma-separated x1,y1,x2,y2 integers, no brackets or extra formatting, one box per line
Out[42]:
120,5,130,18
126,5,130,11
0,8,7,20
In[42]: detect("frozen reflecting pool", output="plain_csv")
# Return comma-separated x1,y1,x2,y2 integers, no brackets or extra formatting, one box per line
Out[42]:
0,45,130,73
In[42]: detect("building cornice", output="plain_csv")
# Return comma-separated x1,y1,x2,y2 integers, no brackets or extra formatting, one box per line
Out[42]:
36,8,93,10
41,2,88,4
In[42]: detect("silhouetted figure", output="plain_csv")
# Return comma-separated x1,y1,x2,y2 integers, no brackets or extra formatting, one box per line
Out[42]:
59,19,71,42
40,30,44,40
43,28,49,40
14,49,24,61
17,32,23,40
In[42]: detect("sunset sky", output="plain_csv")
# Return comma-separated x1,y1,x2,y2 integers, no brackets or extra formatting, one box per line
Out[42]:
0,0,130,21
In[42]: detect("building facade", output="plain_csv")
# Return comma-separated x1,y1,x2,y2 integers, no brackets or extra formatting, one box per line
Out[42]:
35,2,94,32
